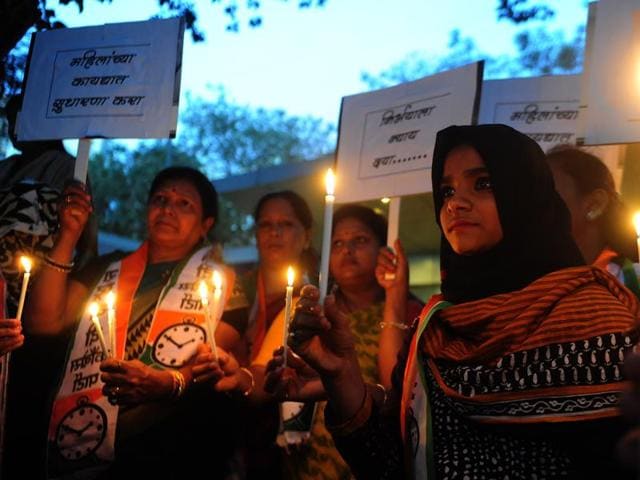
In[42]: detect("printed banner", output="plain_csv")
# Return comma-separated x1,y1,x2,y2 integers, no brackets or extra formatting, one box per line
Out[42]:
335,62,482,203
18,17,184,140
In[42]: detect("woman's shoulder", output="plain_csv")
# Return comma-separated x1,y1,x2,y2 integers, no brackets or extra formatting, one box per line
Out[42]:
71,249,130,289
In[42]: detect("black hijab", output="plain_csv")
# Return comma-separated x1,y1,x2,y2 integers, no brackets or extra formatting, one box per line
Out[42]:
431,124,584,304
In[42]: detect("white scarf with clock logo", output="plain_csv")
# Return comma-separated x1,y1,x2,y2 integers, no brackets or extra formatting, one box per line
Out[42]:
47,243,233,478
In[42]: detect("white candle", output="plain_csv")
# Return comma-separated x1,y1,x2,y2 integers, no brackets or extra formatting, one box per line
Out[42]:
633,212,640,261
282,266,295,368
211,270,223,329
199,280,219,362
15,256,32,324
319,168,335,303
105,291,116,358
88,302,108,357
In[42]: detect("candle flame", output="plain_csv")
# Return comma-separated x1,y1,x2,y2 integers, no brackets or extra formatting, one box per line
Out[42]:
634,211,640,237
20,256,32,273
105,290,116,310
287,266,295,287
88,302,99,317
325,168,335,196
212,270,222,291
198,280,209,303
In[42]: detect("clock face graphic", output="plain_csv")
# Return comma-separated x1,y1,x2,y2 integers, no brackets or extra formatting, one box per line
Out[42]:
56,398,107,461
152,323,206,368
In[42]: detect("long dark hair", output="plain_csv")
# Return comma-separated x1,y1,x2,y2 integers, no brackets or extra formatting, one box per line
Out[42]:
546,146,638,262
254,190,318,280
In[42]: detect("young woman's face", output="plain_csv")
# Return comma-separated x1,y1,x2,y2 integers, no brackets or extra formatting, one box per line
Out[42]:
256,197,311,268
439,146,503,255
146,179,213,250
329,217,381,289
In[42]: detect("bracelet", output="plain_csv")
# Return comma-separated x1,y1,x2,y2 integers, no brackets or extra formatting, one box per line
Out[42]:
379,321,409,330
326,385,373,436
373,383,388,406
170,370,186,399
239,367,255,397
42,254,74,273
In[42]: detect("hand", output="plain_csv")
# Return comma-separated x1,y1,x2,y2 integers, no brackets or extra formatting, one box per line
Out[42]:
288,285,356,378
0,319,24,355
375,239,409,296
264,346,325,402
189,344,246,394
58,181,92,244
100,358,173,406
190,343,223,385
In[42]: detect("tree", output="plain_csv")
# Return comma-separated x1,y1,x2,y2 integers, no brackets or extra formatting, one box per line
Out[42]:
360,24,585,91
0,0,328,99
88,91,334,245
180,87,335,178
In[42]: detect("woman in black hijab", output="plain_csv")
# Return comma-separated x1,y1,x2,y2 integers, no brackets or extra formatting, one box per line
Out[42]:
273,124,640,479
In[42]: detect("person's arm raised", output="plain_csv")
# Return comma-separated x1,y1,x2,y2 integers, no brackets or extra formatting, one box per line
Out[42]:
24,182,92,335
288,285,366,423
375,239,410,389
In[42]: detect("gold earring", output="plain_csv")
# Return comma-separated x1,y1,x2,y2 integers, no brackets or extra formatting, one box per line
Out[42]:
586,209,602,221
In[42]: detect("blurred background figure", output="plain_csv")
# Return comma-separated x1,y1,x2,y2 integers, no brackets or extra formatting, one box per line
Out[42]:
253,204,422,479
237,190,317,479
0,94,97,480
0,93,97,317
547,145,639,296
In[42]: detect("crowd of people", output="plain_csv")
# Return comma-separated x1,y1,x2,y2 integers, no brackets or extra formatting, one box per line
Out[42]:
1,94,640,480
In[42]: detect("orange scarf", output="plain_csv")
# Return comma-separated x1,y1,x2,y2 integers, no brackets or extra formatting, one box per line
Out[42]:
422,266,640,423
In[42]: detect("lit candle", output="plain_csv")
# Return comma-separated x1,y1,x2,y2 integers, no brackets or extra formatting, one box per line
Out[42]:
282,266,295,368
319,168,335,302
88,302,108,357
199,279,219,362
105,291,116,358
633,212,640,261
15,256,32,324
211,270,223,323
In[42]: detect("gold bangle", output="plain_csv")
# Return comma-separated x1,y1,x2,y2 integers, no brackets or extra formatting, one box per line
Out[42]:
170,370,186,399
379,321,409,330
239,367,254,397
373,383,388,405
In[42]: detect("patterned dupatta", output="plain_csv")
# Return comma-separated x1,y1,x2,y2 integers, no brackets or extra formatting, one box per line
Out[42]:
401,266,640,479
47,243,234,478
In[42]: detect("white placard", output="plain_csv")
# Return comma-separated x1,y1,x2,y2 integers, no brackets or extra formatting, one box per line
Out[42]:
17,17,184,140
579,0,640,145
479,75,580,151
479,74,626,191
335,62,482,203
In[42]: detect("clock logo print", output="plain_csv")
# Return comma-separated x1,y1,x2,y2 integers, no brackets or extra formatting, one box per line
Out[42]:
56,396,107,461
152,323,206,368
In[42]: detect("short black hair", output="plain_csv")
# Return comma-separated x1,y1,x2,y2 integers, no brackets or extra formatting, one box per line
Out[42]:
148,166,218,220
253,190,313,230
332,204,387,246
